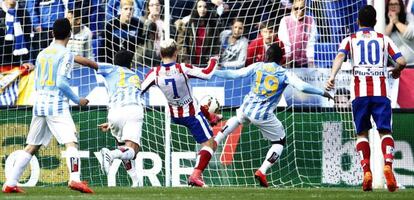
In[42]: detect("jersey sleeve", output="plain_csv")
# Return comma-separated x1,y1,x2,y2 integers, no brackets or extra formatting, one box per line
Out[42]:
141,68,156,94
58,52,74,79
183,57,218,79
214,63,258,79
338,36,351,56
285,72,324,96
385,36,403,61
97,62,116,77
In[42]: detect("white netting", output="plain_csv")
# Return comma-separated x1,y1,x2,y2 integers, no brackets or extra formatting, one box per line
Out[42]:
0,0,367,187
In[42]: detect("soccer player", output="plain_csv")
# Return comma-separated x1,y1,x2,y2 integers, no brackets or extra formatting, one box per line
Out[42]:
213,43,332,187
326,5,406,192
141,38,218,187
2,18,93,193
74,50,143,187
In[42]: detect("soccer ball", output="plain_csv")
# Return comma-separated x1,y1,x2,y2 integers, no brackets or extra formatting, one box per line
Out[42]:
199,95,221,113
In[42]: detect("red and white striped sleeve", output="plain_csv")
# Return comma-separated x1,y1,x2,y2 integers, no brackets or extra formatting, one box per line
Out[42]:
182,57,218,79
141,68,156,94
338,36,351,56
385,36,403,62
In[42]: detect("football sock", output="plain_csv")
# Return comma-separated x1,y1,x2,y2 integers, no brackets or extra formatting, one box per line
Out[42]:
122,159,139,186
66,147,81,182
5,150,32,186
356,138,371,173
193,146,213,176
214,116,240,144
258,144,283,174
111,146,135,160
381,135,395,167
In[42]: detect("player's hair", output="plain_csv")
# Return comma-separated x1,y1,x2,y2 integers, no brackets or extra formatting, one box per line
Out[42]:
53,18,72,40
265,43,283,64
160,38,177,58
120,0,134,8
114,50,134,68
358,5,376,28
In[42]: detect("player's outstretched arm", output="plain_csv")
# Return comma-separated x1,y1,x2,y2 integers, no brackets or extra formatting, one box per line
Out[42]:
74,55,98,70
214,63,257,79
185,56,219,79
287,72,332,100
140,69,156,95
56,75,81,104
326,52,346,91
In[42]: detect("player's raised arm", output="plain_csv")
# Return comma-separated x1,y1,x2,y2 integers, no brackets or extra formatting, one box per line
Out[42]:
326,36,350,91
56,53,88,106
183,56,219,80
286,72,332,100
214,63,257,79
74,55,98,70
140,69,156,94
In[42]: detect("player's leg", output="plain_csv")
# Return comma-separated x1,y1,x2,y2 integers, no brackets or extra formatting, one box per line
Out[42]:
253,116,285,187
174,112,214,187
352,97,373,191
2,145,41,193
2,116,48,193
47,115,93,193
372,97,396,192
214,108,246,144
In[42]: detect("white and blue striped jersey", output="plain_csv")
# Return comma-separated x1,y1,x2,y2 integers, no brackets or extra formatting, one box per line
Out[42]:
97,63,142,109
33,43,78,116
214,62,324,120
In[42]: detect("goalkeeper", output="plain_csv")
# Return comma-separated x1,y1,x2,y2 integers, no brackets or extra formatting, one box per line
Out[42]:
75,50,143,187
213,43,332,187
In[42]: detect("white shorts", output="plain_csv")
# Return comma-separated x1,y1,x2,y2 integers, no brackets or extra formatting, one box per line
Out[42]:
236,108,285,141
26,115,78,146
107,105,144,145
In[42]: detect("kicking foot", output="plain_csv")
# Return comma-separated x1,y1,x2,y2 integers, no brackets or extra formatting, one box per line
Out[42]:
255,170,269,188
384,165,397,192
68,181,94,193
2,184,24,193
100,148,113,174
188,175,207,187
362,171,372,192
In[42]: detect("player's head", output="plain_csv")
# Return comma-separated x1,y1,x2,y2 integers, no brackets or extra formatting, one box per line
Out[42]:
53,18,72,40
358,5,377,28
114,50,134,69
160,38,178,59
265,43,283,64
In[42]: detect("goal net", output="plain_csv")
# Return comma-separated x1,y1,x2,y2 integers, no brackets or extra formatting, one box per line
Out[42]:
0,0,376,188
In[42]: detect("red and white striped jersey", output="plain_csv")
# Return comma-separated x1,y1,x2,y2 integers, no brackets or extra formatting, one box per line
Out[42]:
338,28,402,100
141,57,217,118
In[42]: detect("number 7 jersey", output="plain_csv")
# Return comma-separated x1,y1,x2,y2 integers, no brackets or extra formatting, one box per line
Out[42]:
338,27,403,100
141,58,218,118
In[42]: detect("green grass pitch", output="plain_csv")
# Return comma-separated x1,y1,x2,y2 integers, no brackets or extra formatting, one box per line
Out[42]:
1,187,414,200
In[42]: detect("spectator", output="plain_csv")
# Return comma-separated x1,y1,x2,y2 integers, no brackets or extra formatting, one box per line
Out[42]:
219,19,248,69
106,0,144,21
385,0,414,67
0,0,32,66
99,0,145,64
66,8,94,61
279,0,317,68
246,20,286,66
176,0,222,67
26,0,66,57
136,0,164,67
334,88,351,109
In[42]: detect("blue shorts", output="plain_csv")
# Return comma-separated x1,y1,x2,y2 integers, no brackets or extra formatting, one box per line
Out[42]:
352,96,392,134
172,112,213,144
